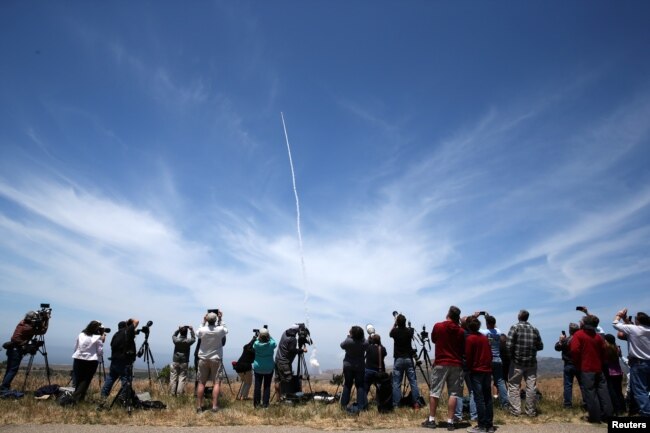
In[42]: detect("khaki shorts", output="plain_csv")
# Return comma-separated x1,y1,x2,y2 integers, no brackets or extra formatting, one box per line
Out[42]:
197,358,222,384
429,365,463,398
274,361,293,383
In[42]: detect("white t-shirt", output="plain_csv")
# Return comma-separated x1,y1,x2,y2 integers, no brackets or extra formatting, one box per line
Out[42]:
72,333,103,361
197,323,228,360
613,321,650,360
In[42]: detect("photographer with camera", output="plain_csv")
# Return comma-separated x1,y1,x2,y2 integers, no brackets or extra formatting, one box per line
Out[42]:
274,324,307,399
569,314,613,423
613,308,650,417
196,310,228,413
64,321,107,405
390,313,421,409
554,323,582,408
252,327,276,408
170,325,196,396
340,325,368,412
98,318,139,406
233,334,256,401
1,309,49,392
479,313,509,410
365,333,387,400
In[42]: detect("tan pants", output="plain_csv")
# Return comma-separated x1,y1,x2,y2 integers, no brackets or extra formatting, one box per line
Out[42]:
507,363,537,416
170,362,188,395
237,370,253,399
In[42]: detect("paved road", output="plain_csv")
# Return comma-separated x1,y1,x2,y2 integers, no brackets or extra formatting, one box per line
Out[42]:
0,424,605,433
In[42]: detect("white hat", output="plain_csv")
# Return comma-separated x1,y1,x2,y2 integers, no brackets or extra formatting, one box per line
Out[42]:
259,328,270,337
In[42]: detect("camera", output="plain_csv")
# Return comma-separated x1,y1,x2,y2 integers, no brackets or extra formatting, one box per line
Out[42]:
296,323,312,347
95,324,111,335
253,325,268,336
136,320,153,336
207,308,221,315
27,303,52,335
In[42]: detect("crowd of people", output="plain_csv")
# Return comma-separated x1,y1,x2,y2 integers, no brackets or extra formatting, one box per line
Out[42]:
1,305,649,431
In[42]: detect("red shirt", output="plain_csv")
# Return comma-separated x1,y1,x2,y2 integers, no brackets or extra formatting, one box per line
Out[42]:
465,332,492,373
569,329,607,373
431,319,465,366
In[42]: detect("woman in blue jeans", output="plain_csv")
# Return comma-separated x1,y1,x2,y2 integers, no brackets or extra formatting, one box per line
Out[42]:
252,328,277,408
340,326,368,411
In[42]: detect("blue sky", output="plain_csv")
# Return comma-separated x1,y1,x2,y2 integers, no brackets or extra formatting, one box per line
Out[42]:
1,1,649,370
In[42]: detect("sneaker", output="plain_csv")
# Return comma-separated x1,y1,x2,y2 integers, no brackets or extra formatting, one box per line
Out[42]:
421,419,437,429
466,427,485,433
486,427,495,433
196,407,203,414
210,407,220,413
447,422,455,431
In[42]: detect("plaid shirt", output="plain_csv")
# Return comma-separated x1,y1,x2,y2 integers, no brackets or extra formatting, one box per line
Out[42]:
506,321,544,367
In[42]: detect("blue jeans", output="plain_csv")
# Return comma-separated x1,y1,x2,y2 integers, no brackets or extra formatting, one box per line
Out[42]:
1,348,24,391
630,358,650,417
470,372,494,429
253,371,273,407
492,362,509,408
455,372,477,420
563,363,583,407
364,369,380,397
101,358,131,397
392,357,419,407
342,364,367,409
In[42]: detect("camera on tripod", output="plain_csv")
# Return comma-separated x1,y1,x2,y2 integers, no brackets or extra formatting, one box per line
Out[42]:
136,320,153,337
26,303,52,335
296,323,312,347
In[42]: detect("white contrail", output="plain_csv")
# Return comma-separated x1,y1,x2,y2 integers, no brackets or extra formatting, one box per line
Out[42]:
280,112,309,328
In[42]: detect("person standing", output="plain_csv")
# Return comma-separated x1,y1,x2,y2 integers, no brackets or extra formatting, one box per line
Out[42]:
340,325,368,411
613,308,650,417
196,311,228,413
170,325,196,396
480,314,509,410
603,334,626,415
234,335,256,400
252,328,276,408
506,310,543,417
554,323,582,408
570,314,613,423
99,318,139,407
422,306,465,431
465,317,494,433
66,321,105,404
365,333,387,399
390,314,421,409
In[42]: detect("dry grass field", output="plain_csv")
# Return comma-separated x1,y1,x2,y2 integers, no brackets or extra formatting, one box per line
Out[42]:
0,368,593,429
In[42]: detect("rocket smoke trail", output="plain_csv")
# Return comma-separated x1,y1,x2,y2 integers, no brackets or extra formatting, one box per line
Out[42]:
280,112,309,325
281,112,320,373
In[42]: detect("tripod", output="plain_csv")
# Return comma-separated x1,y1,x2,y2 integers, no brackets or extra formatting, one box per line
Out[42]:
22,335,51,391
110,363,137,415
95,355,106,388
296,349,313,395
137,335,161,392
218,358,234,395
415,326,432,390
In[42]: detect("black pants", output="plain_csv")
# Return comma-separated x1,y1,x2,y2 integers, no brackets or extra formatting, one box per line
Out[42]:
580,371,613,422
71,359,99,403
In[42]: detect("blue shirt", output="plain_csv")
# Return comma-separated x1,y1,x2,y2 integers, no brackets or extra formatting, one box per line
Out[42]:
253,337,277,374
480,327,503,363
